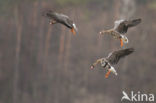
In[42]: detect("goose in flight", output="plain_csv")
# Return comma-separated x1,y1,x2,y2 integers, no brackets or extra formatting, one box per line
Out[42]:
99,18,141,47
43,10,78,35
90,48,134,78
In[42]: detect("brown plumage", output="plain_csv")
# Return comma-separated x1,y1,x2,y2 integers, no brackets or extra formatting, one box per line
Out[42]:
115,18,141,34
106,48,134,64
43,10,78,35
90,48,134,78
100,18,141,47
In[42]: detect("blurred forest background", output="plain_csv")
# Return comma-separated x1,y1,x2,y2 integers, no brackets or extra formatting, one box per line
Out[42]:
0,0,156,103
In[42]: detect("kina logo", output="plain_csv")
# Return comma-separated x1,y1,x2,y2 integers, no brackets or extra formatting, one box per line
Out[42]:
121,91,155,102
121,91,131,101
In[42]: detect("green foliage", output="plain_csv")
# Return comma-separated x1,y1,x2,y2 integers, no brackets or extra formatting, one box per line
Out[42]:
55,0,89,6
136,0,150,4
136,0,156,5
55,0,111,6
148,1,156,9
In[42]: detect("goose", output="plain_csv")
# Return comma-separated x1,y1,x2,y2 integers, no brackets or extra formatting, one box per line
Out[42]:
43,10,78,35
90,48,134,78
99,18,141,47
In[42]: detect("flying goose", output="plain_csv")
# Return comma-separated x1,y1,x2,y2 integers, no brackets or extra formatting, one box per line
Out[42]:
43,10,78,35
90,48,134,78
99,18,141,47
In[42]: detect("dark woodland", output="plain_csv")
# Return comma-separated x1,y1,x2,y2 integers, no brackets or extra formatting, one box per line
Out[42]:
0,0,156,103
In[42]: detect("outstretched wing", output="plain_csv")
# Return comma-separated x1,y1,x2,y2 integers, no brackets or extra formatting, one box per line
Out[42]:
54,13,73,28
113,19,125,30
42,10,55,19
106,48,134,65
114,18,141,34
125,18,141,28
114,20,128,34
42,10,73,28
43,10,69,21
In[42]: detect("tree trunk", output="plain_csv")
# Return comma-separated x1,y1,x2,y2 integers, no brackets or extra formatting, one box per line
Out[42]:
13,6,23,103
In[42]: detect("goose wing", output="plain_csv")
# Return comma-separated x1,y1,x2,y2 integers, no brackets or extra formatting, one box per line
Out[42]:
43,10,69,20
114,18,141,34
113,19,125,30
106,48,134,65
43,10,73,28
125,18,141,28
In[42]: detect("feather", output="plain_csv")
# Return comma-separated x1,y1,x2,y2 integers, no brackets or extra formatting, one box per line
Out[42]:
106,48,134,65
114,18,141,34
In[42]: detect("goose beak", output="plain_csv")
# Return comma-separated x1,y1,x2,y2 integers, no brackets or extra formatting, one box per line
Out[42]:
71,23,78,35
49,20,56,25
90,65,94,69
71,27,76,35
105,66,117,78
99,31,103,38
99,30,107,35
120,39,124,47
99,31,102,34
105,69,111,78
99,31,104,35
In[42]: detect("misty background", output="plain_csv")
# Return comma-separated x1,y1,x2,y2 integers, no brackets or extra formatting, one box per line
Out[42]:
0,0,156,103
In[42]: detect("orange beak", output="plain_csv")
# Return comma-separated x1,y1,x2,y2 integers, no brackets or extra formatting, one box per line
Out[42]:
120,39,123,47
49,20,53,25
71,28,76,35
105,69,111,78
90,65,94,69
49,20,56,25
